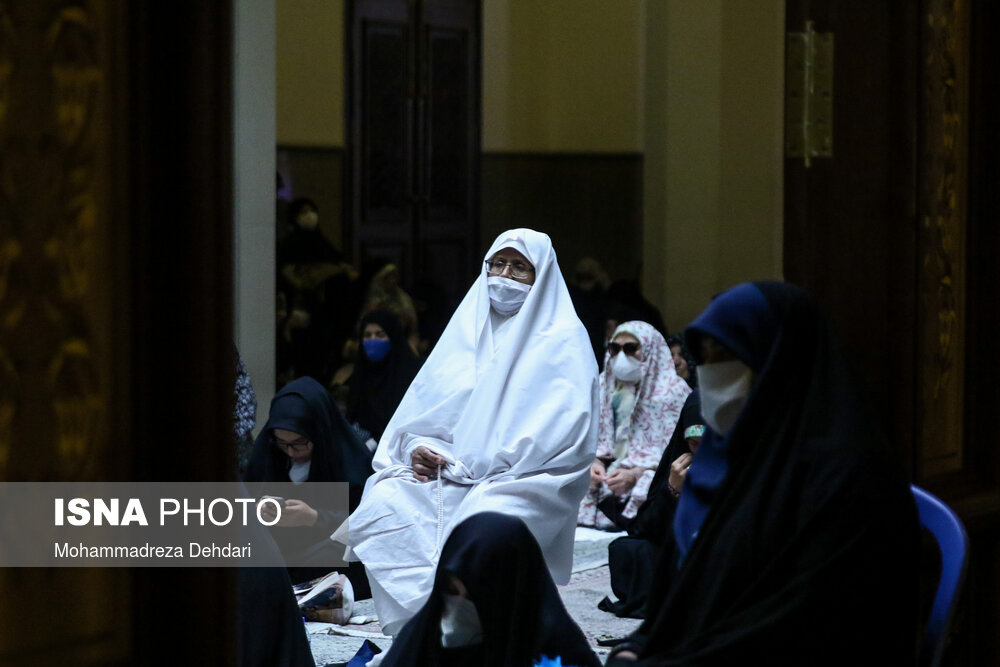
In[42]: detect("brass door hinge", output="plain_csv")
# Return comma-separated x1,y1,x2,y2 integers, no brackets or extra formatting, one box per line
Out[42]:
785,21,834,167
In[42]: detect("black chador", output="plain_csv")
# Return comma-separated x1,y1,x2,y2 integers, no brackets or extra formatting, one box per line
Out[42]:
382,512,601,667
608,282,920,666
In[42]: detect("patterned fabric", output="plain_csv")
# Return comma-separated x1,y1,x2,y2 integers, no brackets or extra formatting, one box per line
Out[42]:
233,355,257,471
610,384,637,459
684,424,706,439
578,321,691,529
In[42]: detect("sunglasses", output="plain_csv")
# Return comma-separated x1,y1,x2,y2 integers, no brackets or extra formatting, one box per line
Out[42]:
608,342,641,357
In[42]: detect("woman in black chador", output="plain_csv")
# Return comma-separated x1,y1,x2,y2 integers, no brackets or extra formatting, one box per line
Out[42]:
607,282,920,666
245,376,373,593
346,309,422,442
381,512,601,667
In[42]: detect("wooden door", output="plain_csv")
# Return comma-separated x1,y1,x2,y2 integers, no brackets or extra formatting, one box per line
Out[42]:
347,0,480,312
415,0,480,306
348,0,415,279
784,1,1000,664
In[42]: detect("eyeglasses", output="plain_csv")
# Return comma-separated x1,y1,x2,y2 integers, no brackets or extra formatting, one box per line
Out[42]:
273,435,310,453
608,342,641,357
485,259,535,280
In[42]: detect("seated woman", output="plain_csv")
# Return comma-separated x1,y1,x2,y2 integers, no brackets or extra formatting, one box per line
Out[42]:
277,198,360,385
346,309,423,445
607,282,920,666
665,334,697,388
599,390,703,618
379,512,600,667
341,229,599,636
245,376,374,594
578,321,691,531
362,262,421,354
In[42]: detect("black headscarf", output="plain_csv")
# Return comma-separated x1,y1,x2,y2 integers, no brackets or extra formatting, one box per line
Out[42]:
382,512,601,667
245,376,372,490
244,377,374,588
611,282,920,666
346,309,422,440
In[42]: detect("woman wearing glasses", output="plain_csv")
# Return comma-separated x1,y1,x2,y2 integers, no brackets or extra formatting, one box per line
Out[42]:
578,321,692,531
245,376,374,592
340,228,599,637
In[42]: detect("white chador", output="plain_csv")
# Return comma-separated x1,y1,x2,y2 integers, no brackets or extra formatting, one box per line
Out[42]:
340,229,599,635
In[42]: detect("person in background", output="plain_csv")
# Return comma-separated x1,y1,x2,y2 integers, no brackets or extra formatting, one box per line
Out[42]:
245,377,373,596
607,282,920,666
568,256,612,367
598,390,702,619
233,346,313,667
409,278,451,356
277,197,359,385
665,334,697,388
578,321,691,531
603,303,645,369
346,309,422,445
607,279,669,339
362,262,420,355
379,512,601,667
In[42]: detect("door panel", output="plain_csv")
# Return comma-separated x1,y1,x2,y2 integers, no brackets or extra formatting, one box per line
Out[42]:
361,19,413,224
783,1,1000,663
348,0,480,317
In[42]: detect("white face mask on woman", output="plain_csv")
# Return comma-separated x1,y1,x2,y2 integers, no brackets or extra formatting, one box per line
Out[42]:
697,359,753,435
440,594,483,647
297,210,319,230
608,352,643,384
487,276,531,316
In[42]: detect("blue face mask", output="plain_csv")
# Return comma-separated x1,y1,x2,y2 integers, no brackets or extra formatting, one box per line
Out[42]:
363,338,391,362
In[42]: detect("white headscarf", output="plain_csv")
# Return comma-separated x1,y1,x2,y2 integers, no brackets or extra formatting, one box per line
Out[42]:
346,230,598,633
597,320,691,519
371,228,599,484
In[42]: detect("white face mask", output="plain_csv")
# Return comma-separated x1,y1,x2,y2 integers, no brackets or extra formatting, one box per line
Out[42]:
297,210,319,230
487,276,531,315
609,352,642,384
697,359,753,435
440,594,483,648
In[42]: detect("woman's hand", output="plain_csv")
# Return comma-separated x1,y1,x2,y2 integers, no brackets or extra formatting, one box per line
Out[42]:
259,498,318,527
411,446,446,482
606,467,642,495
275,499,318,527
668,452,693,496
590,459,607,489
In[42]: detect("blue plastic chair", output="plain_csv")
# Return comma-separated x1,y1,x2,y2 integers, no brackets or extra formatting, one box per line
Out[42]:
911,485,969,667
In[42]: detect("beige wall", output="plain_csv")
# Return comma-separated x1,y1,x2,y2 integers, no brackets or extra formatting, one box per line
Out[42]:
235,0,277,428
276,0,643,152
272,0,785,332
642,0,784,332
482,0,644,153
276,0,344,147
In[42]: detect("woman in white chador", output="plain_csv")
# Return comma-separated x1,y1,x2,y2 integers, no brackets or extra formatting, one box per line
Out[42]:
341,229,599,636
